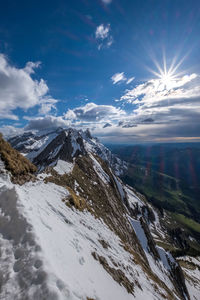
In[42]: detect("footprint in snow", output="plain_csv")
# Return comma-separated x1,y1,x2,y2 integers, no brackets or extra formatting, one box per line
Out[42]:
79,256,85,265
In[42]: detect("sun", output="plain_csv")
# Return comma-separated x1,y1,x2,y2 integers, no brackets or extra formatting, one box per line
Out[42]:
158,70,176,89
147,53,186,90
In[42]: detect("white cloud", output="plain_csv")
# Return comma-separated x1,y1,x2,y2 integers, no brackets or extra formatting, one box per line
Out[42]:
64,102,125,123
126,77,135,84
120,73,198,104
23,111,200,144
95,24,113,50
111,72,126,84
100,71,200,142
119,73,200,122
0,54,58,120
64,109,77,120
24,61,41,74
111,73,135,85
25,116,70,131
0,125,24,137
95,24,110,40
38,98,58,115
3,51,198,144
21,103,125,134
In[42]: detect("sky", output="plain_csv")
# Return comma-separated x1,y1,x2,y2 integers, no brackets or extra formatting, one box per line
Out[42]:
0,0,200,143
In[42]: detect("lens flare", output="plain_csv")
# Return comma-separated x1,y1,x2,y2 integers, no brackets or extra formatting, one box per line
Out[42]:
147,52,188,89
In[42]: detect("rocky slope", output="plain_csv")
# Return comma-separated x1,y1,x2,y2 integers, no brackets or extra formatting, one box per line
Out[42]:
0,129,199,299
0,133,37,183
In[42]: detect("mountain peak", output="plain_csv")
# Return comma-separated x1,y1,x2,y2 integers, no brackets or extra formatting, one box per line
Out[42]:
8,127,127,175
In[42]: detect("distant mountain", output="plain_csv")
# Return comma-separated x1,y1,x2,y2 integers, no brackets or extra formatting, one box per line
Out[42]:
0,131,199,299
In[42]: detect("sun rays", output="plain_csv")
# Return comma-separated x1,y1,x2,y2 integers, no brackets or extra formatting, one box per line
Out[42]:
146,52,189,90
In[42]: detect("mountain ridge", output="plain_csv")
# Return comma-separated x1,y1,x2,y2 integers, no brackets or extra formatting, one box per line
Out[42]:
0,129,199,299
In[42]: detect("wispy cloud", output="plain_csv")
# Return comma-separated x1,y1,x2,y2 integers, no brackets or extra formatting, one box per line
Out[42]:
111,72,135,85
95,24,113,50
111,72,126,84
126,77,135,84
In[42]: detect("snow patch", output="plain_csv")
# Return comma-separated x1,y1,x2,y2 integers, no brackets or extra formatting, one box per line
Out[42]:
54,160,74,175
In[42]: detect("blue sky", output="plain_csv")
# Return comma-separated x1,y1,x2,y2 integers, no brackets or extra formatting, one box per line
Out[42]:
0,0,200,143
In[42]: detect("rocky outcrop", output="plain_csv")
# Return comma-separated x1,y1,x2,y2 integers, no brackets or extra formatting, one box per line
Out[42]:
0,133,37,182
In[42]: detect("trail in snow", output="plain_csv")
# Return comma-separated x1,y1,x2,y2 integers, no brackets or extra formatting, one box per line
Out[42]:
0,187,59,300
0,177,134,300
0,173,173,300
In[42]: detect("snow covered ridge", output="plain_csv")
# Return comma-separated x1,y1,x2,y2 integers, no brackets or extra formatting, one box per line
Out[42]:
0,154,191,299
1,174,138,300
0,168,189,300
8,127,127,175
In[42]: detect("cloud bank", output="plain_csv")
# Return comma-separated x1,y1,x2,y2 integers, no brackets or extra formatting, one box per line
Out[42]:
104,71,200,143
119,72,200,125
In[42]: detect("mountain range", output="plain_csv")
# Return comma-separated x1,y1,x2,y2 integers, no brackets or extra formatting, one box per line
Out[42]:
0,128,199,300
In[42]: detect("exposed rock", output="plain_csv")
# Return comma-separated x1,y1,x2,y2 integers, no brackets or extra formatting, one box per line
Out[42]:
140,217,160,260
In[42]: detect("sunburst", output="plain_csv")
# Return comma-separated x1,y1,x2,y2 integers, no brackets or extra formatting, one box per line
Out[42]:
147,53,187,90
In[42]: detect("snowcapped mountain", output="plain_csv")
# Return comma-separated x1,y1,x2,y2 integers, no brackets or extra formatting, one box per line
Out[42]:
0,130,199,299
8,127,127,176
